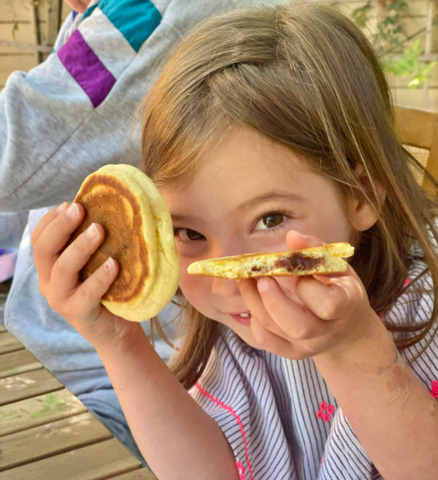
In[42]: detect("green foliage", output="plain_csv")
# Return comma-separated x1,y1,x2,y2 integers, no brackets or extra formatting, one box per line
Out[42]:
6,0,19,40
352,0,436,89
12,23,19,40
352,1,372,27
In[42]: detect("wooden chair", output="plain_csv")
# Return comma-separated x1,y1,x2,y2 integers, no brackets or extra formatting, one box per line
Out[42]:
394,105,438,190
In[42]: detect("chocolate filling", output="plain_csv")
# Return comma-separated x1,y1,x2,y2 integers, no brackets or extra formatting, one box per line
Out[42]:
274,253,324,272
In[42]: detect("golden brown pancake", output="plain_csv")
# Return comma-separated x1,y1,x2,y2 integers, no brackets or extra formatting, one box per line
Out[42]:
70,164,180,321
187,243,354,279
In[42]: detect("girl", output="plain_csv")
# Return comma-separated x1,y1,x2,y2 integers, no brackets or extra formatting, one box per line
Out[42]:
32,2,438,479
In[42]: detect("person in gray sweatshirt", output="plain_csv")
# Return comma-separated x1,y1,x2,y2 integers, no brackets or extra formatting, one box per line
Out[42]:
0,0,277,464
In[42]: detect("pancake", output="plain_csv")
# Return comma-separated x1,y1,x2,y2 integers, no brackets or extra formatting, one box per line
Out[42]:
187,243,354,279
70,164,180,321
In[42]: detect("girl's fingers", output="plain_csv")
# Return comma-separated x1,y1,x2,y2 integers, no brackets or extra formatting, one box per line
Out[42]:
33,203,85,283
50,223,106,298
238,277,323,342
249,318,300,358
256,277,329,341
31,203,69,246
295,270,363,321
74,257,119,323
286,230,324,251
238,279,291,340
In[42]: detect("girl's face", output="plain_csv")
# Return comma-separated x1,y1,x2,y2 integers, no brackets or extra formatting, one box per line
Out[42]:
160,129,361,347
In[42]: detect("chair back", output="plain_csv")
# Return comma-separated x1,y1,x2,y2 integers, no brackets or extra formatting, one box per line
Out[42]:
394,105,438,190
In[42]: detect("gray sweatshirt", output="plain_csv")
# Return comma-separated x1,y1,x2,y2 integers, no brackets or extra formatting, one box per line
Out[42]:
0,0,269,398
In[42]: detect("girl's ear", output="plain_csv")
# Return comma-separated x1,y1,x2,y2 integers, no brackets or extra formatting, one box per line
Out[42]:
347,164,386,232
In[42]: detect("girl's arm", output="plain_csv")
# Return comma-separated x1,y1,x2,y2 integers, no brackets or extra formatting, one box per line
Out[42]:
97,330,239,479
239,231,438,480
32,203,239,480
313,317,438,480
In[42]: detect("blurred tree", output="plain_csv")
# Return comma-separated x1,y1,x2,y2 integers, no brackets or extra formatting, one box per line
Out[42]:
352,0,437,89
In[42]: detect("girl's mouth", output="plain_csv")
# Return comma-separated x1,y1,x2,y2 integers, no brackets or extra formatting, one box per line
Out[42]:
229,312,252,326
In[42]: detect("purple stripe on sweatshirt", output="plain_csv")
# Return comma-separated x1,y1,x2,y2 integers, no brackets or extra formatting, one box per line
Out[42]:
58,29,116,108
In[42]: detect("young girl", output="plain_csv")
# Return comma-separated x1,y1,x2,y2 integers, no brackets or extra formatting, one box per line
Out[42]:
31,2,438,479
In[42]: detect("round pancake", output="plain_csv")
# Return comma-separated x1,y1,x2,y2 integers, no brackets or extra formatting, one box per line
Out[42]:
70,164,180,321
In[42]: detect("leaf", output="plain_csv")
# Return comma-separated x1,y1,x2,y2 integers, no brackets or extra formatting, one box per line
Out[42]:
389,0,408,13
352,0,434,90
352,1,372,28
409,61,438,89
12,23,19,40
383,16,397,27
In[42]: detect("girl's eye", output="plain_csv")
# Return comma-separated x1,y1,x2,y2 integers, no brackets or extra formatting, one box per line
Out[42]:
175,228,205,241
255,213,285,230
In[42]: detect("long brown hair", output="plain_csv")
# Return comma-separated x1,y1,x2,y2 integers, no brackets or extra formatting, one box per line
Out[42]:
142,1,438,389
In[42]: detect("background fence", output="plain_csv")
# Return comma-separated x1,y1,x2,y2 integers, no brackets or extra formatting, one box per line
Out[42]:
1,0,437,110
0,0,71,91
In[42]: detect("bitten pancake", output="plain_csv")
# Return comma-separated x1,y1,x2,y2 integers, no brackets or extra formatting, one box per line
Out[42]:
70,164,180,321
188,243,354,279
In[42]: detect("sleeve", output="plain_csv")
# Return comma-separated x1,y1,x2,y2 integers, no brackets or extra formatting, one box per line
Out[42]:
0,3,180,212
190,330,295,480
0,212,29,248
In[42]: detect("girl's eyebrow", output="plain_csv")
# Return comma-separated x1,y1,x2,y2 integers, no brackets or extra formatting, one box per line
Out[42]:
234,190,307,213
170,191,306,223
171,214,197,223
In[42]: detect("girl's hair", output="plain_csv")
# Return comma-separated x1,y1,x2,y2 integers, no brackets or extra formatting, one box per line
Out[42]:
142,1,438,389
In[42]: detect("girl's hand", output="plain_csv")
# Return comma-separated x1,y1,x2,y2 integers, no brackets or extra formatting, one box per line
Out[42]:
31,203,142,350
237,231,382,361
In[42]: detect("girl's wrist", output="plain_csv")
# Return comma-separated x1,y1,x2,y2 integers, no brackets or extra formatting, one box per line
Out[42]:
313,311,395,370
93,320,149,358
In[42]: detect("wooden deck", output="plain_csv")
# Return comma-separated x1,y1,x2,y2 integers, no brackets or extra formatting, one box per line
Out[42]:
0,284,157,480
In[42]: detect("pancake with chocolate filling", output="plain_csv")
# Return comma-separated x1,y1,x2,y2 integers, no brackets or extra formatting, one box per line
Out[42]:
187,243,354,279
70,164,180,321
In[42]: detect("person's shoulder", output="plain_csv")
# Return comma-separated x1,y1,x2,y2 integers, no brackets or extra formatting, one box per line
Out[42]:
157,0,275,39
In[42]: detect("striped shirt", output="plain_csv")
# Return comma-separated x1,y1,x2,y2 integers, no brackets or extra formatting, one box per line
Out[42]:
191,243,438,479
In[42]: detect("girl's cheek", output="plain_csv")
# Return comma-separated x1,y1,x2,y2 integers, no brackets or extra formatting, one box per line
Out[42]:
180,275,214,318
179,267,202,303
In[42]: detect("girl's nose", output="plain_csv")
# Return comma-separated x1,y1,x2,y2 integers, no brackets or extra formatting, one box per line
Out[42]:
209,241,243,297
211,277,240,298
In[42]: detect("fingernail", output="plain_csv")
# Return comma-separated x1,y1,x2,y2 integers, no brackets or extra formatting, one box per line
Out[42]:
104,257,115,271
258,278,271,293
57,202,68,213
86,223,98,238
66,203,79,219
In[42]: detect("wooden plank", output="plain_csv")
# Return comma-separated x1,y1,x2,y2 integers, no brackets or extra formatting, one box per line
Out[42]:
0,325,6,334
0,369,63,406
0,350,42,379
61,3,72,22
0,389,87,437
394,105,438,148
0,412,112,472
46,0,60,48
0,23,40,45
0,332,24,355
425,120,438,192
0,438,141,480
0,1,34,22
111,468,158,480
0,39,51,54
394,89,438,113
35,0,48,50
